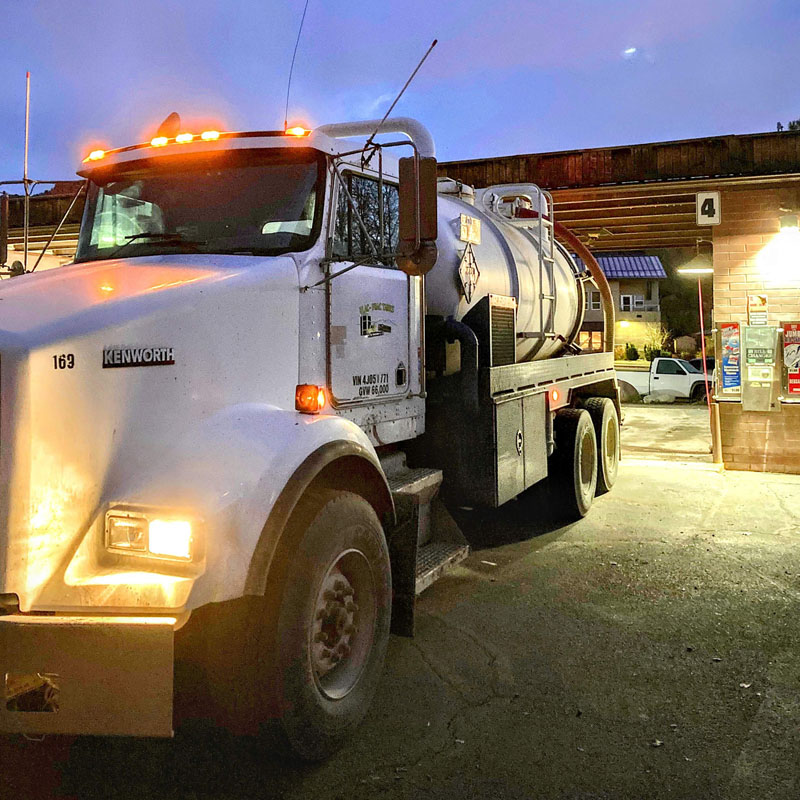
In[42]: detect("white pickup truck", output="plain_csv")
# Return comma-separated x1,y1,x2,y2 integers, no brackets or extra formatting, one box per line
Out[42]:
617,357,710,401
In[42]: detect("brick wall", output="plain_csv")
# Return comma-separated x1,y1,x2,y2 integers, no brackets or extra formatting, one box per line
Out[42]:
712,182,800,473
719,402,800,473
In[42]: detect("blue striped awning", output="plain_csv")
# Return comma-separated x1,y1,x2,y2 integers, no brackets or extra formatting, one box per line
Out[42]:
572,253,666,279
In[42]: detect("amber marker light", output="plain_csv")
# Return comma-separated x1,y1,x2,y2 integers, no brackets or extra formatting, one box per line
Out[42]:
86,149,105,162
285,126,310,137
175,132,194,144
151,136,169,147
295,384,327,414
200,130,220,141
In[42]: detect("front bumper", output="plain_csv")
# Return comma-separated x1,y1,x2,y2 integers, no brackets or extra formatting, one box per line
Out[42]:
0,614,174,737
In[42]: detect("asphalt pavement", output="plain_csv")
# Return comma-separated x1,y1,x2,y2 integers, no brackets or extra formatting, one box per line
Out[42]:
3,409,800,800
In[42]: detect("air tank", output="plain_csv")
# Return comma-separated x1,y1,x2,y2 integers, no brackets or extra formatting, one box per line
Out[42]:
426,180,584,361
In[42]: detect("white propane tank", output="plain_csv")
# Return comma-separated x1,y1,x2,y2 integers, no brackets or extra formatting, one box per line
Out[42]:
427,181,584,361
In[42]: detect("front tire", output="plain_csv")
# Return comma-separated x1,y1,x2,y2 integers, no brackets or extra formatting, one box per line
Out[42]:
268,489,391,761
552,408,598,519
691,382,709,403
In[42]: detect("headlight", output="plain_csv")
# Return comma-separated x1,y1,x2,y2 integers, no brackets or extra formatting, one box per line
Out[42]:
107,516,148,552
106,510,194,561
148,519,192,560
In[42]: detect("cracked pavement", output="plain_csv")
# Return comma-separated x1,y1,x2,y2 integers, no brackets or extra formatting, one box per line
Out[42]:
3,411,800,799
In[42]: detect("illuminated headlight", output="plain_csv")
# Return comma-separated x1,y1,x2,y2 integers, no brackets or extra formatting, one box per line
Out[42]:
148,519,192,560
106,511,194,561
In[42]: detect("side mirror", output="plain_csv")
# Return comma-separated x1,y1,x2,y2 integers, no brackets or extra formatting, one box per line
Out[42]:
397,156,438,276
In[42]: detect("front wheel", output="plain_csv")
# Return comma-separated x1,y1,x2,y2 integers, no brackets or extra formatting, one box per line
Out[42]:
691,382,709,403
268,490,391,761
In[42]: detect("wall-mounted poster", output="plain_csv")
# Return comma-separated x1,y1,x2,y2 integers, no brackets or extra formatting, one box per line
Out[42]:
783,322,800,396
720,322,741,393
748,294,768,325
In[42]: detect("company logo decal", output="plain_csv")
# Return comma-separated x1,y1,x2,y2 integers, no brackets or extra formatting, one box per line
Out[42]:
359,302,394,337
103,347,175,368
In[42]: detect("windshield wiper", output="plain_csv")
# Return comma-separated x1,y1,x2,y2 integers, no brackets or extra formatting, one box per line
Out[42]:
107,231,208,259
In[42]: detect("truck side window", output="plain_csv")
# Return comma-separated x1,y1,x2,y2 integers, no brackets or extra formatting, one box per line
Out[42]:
333,172,399,266
656,360,685,375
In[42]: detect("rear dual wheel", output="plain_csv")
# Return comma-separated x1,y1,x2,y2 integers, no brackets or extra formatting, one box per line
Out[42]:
583,397,620,495
552,408,598,519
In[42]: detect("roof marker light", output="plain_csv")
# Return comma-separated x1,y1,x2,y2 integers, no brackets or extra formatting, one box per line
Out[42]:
151,136,169,147
200,130,220,141
285,126,309,137
175,132,194,144
86,149,105,162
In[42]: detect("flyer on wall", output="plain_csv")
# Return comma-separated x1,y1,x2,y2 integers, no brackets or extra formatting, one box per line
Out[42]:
720,322,741,393
783,322,800,397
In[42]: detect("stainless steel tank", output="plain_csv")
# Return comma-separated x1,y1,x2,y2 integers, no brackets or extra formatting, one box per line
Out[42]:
427,181,584,361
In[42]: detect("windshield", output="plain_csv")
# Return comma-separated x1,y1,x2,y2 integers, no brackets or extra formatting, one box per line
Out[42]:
680,359,702,373
75,148,324,263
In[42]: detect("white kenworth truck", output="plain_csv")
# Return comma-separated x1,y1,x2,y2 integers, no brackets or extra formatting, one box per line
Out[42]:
0,116,620,759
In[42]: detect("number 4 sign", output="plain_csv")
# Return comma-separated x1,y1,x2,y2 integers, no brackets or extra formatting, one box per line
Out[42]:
696,191,721,225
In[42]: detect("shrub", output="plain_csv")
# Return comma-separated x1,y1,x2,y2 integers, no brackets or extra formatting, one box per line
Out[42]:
644,345,665,361
625,343,639,361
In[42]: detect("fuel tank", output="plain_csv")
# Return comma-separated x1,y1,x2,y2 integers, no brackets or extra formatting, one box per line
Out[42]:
426,181,584,361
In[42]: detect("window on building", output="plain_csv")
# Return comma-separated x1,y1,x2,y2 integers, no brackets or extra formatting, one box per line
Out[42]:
584,291,601,311
633,295,645,309
578,330,603,352
620,294,633,312
332,172,399,265
655,360,686,375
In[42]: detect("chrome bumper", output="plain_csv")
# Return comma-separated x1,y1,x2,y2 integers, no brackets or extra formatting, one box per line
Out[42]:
0,614,174,737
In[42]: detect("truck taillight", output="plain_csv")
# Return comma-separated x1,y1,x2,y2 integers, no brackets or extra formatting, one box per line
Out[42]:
296,384,326,414
548,386,568,409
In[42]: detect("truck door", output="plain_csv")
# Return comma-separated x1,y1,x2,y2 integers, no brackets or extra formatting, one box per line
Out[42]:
652,358,689,397
328,170,412,404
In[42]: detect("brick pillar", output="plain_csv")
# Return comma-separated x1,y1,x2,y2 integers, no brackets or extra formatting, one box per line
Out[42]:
712,183,800,473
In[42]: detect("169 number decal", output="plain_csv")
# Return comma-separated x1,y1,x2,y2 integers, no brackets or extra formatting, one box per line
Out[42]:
52,354,75,370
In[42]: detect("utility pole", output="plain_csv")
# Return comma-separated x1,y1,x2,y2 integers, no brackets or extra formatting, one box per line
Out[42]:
23,71,30,271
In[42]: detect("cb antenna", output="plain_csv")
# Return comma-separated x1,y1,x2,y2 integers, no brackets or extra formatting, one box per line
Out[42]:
363,38,438,154
284,0,311,131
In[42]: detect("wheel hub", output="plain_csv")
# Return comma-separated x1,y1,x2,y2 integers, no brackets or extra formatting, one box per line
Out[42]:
311,569,359,679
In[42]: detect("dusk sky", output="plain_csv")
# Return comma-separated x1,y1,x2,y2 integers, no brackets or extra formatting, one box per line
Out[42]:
1,0,798,183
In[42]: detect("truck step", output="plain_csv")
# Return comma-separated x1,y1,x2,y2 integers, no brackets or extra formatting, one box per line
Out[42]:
415,540,470,595
388,466,443,500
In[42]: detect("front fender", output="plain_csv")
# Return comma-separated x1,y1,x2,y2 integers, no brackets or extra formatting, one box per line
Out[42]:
156,404,390,609
44,404,389,612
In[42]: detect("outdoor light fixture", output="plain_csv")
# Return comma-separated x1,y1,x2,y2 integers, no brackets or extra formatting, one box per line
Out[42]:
758,211,800,286
677,251,714,275
619,320,631,328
